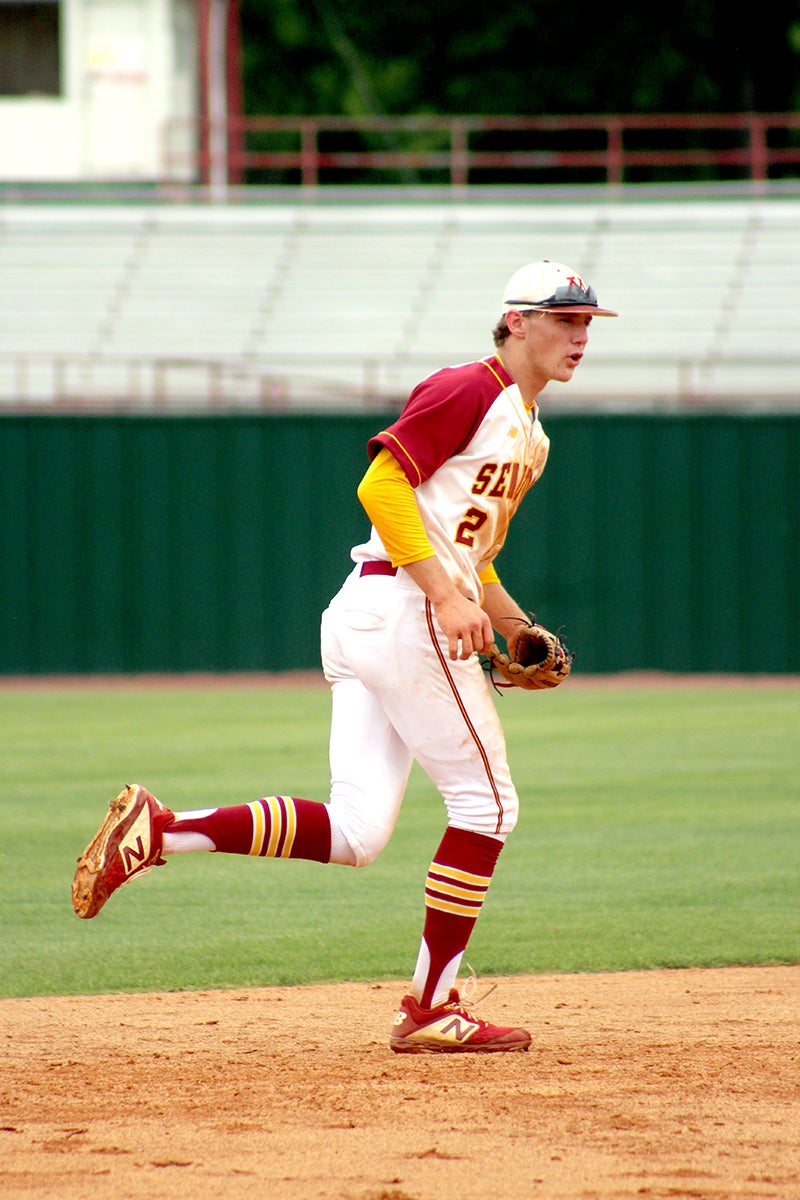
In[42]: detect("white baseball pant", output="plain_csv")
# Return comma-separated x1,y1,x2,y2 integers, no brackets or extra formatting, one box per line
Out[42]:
320,566,519,867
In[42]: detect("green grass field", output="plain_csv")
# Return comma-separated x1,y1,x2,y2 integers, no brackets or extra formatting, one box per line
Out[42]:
1,679,798,999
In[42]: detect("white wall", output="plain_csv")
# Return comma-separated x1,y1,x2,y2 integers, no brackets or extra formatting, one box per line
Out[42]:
0,0,197,182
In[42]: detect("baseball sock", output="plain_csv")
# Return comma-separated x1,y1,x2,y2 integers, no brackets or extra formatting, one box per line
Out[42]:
162,797,332,863
410,826,503,1009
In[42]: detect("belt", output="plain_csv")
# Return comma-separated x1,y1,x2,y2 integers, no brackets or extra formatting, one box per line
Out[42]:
359,560,398,577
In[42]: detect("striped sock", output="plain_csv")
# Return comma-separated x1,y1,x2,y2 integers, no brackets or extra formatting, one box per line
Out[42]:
412,826,503,1008
166,796,331,863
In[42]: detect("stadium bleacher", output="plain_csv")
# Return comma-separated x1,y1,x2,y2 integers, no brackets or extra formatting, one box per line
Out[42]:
0,194,798,410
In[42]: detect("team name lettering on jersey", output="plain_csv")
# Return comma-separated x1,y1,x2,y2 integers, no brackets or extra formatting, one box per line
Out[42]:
471,461,532,501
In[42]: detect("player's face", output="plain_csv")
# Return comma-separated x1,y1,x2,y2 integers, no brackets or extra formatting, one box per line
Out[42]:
527,311,592,384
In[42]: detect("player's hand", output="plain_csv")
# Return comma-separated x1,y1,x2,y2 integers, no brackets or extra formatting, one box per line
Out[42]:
434,592,493,661
403,556,493,660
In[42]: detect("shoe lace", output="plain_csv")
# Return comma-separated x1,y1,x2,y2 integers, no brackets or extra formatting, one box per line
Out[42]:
456,964,498,1011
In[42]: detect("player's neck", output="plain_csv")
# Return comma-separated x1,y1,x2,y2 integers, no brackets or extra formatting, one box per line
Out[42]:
497,345,546,409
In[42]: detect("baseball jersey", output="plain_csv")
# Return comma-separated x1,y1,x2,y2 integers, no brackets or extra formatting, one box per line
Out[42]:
352,355,550,602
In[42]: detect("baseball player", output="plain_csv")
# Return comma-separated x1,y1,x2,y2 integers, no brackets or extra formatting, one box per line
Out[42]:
73,260,617,1053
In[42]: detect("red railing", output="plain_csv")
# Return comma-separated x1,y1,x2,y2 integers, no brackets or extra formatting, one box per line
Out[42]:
163,113,800,187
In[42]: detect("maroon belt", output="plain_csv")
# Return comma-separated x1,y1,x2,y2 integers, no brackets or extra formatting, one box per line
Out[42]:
360,560,398,577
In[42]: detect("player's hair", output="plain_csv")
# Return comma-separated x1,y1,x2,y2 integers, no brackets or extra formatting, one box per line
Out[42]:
492,316,511,347
492,310,543,347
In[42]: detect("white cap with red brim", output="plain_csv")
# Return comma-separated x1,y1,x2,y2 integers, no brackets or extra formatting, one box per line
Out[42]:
502,260,618,317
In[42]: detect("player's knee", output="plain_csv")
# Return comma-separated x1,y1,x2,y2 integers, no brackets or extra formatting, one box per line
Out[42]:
355,833,390,867
340,822,393,868
328,778,403,868
327,800,395,868
499,794,519,836
444,788,519,838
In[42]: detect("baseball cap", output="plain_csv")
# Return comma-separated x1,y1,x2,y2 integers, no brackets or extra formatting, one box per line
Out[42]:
502,260,618,317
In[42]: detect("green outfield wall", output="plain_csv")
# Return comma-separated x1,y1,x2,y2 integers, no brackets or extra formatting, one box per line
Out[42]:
1,412,798,675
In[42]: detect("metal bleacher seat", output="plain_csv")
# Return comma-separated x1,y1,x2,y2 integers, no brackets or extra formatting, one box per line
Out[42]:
1,194,798,409
0,216,138,356
104,218,285,359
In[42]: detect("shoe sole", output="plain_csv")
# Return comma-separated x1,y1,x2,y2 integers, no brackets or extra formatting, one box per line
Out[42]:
390,1038,530,1054
71,785,145,919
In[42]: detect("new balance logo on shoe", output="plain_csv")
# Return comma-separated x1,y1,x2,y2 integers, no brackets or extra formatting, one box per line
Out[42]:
121,836,146,875
437,1016,479,1042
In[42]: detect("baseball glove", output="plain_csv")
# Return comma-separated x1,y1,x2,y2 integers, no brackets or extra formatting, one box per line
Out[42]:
485,618,573,691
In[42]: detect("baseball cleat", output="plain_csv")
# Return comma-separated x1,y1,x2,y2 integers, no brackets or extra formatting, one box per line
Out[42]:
72,784,174,919
389,988,531,1054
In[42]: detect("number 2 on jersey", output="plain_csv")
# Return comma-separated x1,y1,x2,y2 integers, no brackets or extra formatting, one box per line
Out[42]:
455,506,488,547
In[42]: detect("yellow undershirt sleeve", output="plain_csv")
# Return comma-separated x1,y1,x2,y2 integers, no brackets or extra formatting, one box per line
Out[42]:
356,447,435,567
478,562,500,586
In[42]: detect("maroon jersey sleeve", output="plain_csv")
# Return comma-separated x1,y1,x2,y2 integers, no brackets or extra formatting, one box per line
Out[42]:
367,357,512,486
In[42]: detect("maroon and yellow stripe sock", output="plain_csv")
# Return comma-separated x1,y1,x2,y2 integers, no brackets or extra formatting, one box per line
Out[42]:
169,796,331,863
417,826,503,1008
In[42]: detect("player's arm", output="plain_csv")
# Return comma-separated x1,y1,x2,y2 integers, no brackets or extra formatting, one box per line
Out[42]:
357,447,492,661
480,579,531,649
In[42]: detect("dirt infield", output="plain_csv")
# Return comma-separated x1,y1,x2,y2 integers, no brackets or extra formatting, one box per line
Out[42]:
3,965,798,1200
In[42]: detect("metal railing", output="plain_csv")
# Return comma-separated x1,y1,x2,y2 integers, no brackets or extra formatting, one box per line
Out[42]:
3,352,800,413
162,113,800,187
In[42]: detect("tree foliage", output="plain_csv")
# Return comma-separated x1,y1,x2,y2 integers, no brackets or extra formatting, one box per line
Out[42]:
241,0,800,116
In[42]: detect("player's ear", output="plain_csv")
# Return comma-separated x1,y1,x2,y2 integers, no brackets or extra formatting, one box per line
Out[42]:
504,309,530,338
